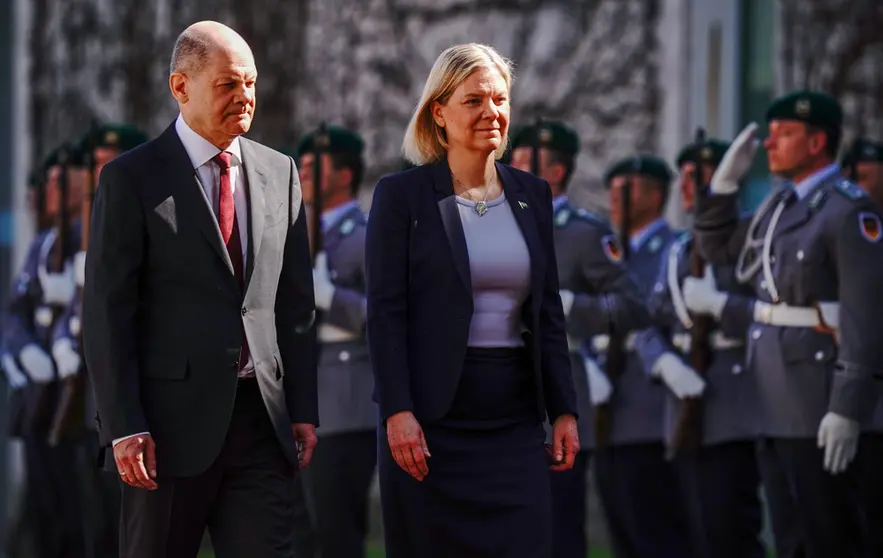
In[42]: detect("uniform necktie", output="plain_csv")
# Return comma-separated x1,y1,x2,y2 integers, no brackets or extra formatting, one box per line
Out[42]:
212,151,250,369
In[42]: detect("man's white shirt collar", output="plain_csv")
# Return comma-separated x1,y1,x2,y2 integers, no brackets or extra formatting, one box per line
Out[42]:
174,114,242,170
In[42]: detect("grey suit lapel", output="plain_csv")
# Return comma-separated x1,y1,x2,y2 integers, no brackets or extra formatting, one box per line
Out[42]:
240,140,267,288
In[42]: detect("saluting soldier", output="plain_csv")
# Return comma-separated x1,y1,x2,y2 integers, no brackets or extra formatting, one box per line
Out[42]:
695,91,883,556
2,143,84,558
49,123,147,558
644,138,765,558
508,120,649,558
592,156,693,558
296,126,377,558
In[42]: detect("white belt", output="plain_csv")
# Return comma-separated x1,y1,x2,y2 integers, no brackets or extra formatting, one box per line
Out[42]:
318,324,359,343
591,333,637,353
753,301,839,329
671,331,744,352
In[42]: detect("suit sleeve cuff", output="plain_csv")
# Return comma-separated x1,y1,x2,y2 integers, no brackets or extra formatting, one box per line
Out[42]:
112,432,150,446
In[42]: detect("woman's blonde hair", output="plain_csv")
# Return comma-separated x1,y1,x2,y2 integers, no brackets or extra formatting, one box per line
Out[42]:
402,43,514,165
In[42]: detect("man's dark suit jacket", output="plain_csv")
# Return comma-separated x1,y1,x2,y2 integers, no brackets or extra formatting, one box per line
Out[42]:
365,160,578,425
82,122,318,478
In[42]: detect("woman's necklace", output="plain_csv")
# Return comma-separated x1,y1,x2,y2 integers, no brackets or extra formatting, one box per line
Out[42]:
451,172,495,217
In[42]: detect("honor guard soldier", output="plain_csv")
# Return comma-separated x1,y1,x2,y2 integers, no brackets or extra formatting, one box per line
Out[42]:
2,143,84,558
841,137,883,205
297,125,377,558
841,136,883,556
509,120,649,558
643,138,765,558
49,123,147,558
695,91,883,556
591,156,693,558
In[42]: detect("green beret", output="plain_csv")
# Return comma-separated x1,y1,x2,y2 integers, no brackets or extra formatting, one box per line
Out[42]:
510,120,579,157
604,155,673,186
675,139,730,168
80,123,148,152
841,137,883,167
765,90,843,129
42,142,86,172
297,125,364,158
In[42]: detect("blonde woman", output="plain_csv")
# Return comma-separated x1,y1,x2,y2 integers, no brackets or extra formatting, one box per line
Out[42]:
365,43,579,557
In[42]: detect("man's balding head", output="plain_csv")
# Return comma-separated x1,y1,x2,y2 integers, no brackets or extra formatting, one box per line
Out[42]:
169,21,253,77
169,21,257,149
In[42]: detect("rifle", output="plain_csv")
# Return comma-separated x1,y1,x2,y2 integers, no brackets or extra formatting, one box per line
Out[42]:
29,146,71,439
311,122,329,263
530,117,545,177
594,158,635,451
49,128,98,446
667,128,712,460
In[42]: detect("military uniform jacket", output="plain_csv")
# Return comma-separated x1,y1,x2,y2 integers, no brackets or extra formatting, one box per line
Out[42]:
695,170,883,438
642,232,760,446
551,199,650,447
4,225,81,360
317,203,376,436
597,220,675,446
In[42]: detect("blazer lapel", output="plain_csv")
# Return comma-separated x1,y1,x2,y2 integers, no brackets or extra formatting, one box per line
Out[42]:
239,140,267,288
431,161,472,293
499,164,544,314
155,123,235,277
775,175,834,238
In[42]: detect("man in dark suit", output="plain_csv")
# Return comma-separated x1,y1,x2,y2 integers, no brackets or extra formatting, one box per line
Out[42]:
82,20,318,558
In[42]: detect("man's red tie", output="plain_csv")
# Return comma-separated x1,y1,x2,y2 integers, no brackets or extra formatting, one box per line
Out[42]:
213,151,250,371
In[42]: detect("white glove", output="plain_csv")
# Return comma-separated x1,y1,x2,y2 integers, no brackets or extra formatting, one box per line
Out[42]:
74,251,87,287
652,353,706,399
18,344,55,384
559,290,575,317
682,265,728,319
710,122,761,195
37,262,76,306
1,353,28,389
312,251,336,311
51,338,81,379
817,412,860,474
584,356,612,405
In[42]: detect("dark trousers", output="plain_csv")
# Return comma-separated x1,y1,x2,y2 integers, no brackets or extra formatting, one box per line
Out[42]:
549,450,590,558
675,441,765,558
593,443,691,558
310,430,377,558
24,435,87,558
292,467,317,558
858,432,883,557
119,379,296,558
756,437,864,558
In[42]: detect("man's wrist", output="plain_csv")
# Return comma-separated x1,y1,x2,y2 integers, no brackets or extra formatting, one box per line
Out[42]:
112,432,150,446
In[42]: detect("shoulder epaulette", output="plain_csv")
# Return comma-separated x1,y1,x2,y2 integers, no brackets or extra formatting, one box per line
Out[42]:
832,178,866,201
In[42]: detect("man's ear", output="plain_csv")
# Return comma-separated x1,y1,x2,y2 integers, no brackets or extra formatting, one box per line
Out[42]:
169,73,188,104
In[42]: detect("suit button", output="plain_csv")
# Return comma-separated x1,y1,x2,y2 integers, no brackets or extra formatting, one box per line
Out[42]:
815,351,824,362
241,307,248,316
732,364,743,375
752,329,761,340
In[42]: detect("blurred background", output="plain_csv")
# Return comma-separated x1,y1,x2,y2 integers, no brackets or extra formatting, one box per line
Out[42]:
0,0,882,555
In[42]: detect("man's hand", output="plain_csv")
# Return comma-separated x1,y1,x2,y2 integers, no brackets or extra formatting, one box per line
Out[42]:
817,412,860,474
584,357,612,405
653,353,706,399
682,265,728,319
386,411,430,481
559,290,575,317
292,423,318,469
548,414,579,472
19,344,55,384
312,252,336,311
114,434,158,490
52,338,81,379
710,122,761,195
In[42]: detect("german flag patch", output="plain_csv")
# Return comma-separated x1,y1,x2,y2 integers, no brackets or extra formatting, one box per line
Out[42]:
859,211,882,242
601,234,623,263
